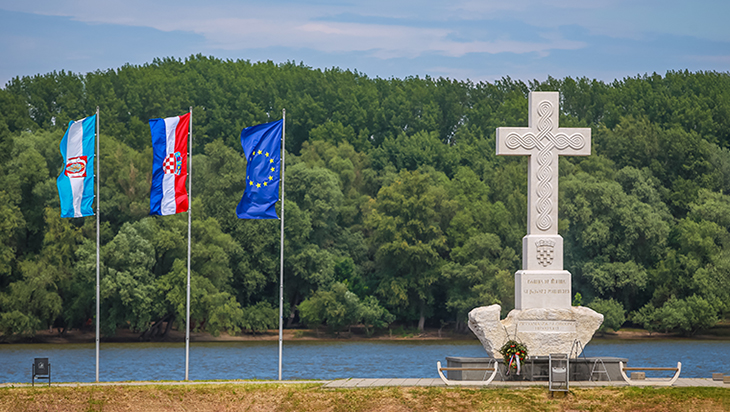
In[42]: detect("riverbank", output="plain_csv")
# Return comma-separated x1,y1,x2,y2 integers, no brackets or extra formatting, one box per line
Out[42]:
1,383,729,411
1,327,479,344
5,323,730,345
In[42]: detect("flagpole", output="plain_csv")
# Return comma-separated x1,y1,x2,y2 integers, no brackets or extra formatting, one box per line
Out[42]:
95,106,100,383
185,107,192,381
279,109,285,381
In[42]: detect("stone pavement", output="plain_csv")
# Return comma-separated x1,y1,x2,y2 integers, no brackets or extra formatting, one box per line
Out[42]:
322,378,729,389
324,378,445,388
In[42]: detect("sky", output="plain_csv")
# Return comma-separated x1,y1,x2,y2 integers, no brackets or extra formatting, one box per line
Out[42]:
0,0,728,87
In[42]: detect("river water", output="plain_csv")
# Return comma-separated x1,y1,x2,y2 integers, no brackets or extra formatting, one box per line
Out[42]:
0,339,727,383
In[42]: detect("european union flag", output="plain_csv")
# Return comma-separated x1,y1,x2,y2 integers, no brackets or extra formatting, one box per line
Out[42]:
236,119,283,219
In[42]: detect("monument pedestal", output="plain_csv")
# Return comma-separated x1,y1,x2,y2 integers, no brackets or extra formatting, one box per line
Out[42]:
468,304,603,358
515,270,572,309
445,356,628,382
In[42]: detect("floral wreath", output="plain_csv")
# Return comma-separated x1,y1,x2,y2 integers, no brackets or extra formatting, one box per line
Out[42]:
499,339,528,375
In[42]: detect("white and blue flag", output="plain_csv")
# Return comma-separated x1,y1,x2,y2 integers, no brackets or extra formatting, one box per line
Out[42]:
57,115,96,218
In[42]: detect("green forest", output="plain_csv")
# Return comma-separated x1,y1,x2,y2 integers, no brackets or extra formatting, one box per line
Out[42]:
0,55,729,339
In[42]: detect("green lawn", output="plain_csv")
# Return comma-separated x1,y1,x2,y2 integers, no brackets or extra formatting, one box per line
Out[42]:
2,384,730,411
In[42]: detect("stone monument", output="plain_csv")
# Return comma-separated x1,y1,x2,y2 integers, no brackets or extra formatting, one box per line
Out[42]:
469,91,603,357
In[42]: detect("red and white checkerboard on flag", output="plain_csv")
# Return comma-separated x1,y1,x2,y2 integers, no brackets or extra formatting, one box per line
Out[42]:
163,152,183,175
149,113,189,215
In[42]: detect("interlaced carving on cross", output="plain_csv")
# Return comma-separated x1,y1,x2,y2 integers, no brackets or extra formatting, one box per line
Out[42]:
496,92,591,235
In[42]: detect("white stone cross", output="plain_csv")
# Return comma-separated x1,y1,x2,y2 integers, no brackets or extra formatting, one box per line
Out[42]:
497,92,591,239
496,92,591,309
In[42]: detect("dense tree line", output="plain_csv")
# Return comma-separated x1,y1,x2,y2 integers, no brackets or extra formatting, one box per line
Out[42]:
0,55,728,339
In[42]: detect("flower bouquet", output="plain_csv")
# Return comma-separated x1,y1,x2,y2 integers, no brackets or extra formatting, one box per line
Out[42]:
499,339,528,376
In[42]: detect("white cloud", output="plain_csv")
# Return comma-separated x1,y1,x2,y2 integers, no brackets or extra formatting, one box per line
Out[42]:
0,0,587,59
0,0,727,85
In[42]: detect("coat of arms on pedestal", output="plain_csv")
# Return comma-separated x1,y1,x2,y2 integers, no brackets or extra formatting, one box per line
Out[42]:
535,239,556,267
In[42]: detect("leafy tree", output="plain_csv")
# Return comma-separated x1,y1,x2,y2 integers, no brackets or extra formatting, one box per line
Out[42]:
442,233,517,326
367,169,455,331
0,191,23,281
561,166,671,310
587,298,626,332
298,282,362,335
62,239,97,332
0,259,63,335
572,293,583,307
286,163,344,247
653,295,718,336
371,131,458,177
240,302,278,334
298,281,392,336
630,303,659,333
359,296,394,336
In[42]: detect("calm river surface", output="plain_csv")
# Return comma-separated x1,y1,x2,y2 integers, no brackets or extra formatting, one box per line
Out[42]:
0,339,728,383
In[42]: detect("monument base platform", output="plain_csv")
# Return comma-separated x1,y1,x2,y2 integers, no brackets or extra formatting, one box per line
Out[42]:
468,304,603,357
445,356,627,382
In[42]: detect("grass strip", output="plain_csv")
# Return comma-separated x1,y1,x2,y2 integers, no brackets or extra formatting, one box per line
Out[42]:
1,384,729,411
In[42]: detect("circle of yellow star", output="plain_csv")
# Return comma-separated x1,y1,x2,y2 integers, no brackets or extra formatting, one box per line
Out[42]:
270,167,275,172
256,183,261,188
269,175,273,180
249,181,253,185
257,150,262,155
265,152,269,157
264,182,268,186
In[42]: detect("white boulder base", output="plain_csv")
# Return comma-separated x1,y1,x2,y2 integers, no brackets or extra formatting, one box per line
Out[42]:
468,304,603,358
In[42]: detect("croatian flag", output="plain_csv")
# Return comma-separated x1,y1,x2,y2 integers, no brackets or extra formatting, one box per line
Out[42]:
57,115,96,218
149,113,189,215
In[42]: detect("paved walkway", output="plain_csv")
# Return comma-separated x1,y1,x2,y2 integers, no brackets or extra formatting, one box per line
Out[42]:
2,378,727,389
325,378,445,388
323,378,729,389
